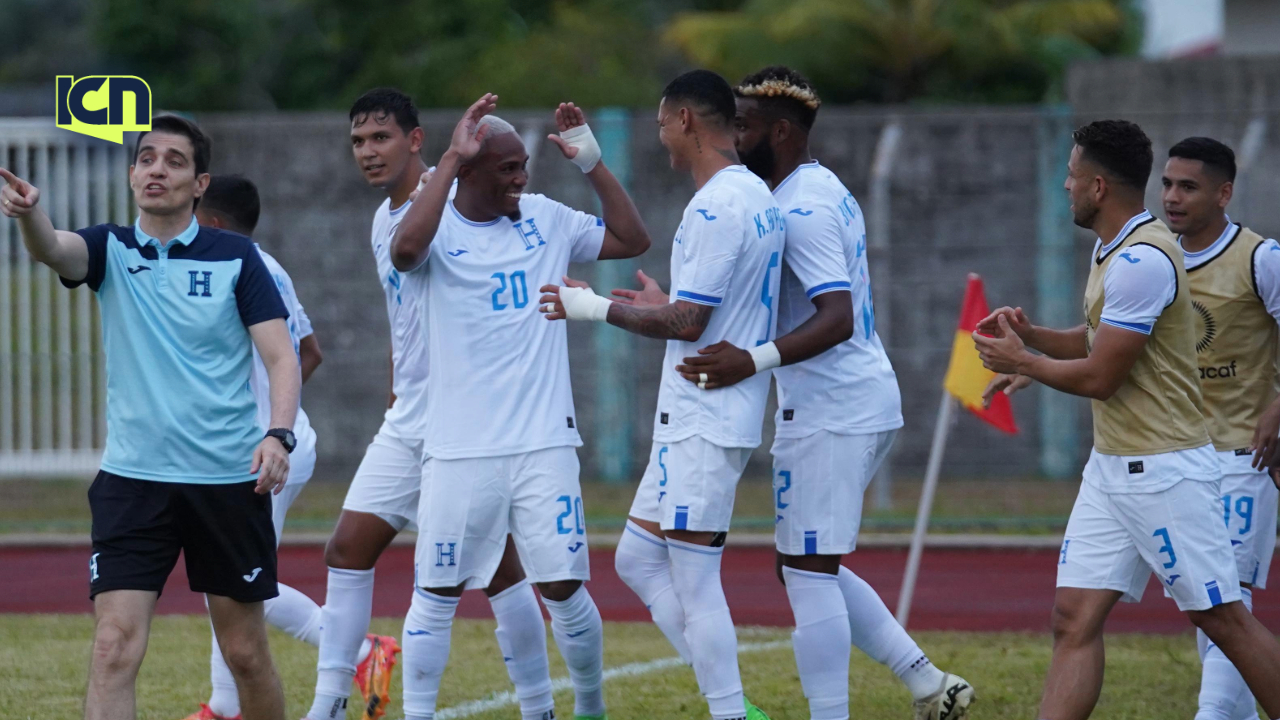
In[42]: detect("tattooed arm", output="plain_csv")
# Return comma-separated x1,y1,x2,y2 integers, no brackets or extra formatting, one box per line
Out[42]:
606,300,713,342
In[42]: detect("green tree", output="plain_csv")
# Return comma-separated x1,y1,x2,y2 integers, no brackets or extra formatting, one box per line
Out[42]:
664,0,1141,103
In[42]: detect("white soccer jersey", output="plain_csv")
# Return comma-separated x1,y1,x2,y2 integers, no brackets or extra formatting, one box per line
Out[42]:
371,198,431,441
653,165,785,449
416,194,606,459
250,247,317,461
771,161,903,438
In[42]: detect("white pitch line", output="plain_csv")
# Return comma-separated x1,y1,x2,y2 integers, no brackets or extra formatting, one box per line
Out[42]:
435,638,790,719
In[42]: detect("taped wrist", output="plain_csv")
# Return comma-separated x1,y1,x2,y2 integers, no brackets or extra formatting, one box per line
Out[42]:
560,124,602,173
748,341,782,374
560,285,612,321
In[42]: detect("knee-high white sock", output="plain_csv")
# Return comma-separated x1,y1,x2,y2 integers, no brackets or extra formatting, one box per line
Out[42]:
402,589,459,720
308,567,375,720
784,567,851,720
208,615,241,718
488,580,555,720
265,582,323,644
614,521,692,664
544,585,606,718
668,538,745,720
1196,588,1259,720
836,565,943,700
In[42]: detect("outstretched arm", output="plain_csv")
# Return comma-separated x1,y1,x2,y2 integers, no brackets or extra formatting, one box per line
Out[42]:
975,314,1146,400
1,168,90,281
391,93,498,272
546,102,650,260
606,300,712,342
538,271,711,342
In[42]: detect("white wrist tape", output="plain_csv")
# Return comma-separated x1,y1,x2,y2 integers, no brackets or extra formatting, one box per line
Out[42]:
748,341,782,374
560,285,612,321
560,124,602,173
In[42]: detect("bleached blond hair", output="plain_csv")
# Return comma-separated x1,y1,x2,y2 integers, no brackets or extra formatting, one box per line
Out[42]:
734,66,822,129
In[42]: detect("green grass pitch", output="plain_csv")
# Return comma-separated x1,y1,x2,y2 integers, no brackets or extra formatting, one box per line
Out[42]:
0,614,1219,719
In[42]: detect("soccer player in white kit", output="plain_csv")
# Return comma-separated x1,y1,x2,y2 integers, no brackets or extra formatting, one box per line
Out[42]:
545,70,783,720
672,66,975,720
303,89,546,720
390,94,651,720
184,175,326,720
1160,137,1280,720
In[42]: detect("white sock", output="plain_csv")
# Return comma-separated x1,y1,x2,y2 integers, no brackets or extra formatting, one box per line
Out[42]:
668,538,745,720
614,521,692,664
836,565,943,700
1196,588,1260,720
544,585,606,718
488,579,555,719
265,582,324,644
784,567,851,720
402,588,459,720
308,567,375,720
208,615,241,718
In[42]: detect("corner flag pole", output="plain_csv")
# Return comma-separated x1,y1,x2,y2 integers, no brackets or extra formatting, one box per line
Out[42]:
895,393,956,627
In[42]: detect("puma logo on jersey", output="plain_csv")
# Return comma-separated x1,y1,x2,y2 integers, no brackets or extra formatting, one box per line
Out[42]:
695,209,717,221
243,567,262,582
448,249,468,257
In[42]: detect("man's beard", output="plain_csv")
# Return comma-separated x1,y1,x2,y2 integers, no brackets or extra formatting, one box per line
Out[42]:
740,139,776,180
1072,199,1098,230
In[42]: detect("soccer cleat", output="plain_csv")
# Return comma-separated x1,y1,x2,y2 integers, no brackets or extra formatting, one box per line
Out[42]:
912,673,975,720
358,634,401,720
181,704,241,720
743,697,771,720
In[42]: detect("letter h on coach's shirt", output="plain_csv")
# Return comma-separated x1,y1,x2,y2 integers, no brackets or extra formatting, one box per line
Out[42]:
60,216,288,484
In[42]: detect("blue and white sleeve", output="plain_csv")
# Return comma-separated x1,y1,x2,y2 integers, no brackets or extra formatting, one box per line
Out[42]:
236,245,289,327
60,224,111,292
1252,240,1280,324
1099,245,1177,334
673,196,742,306
782,205,852,299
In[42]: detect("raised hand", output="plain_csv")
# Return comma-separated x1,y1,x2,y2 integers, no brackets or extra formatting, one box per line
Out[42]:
611,269,668,307
973,314,1028,374
547,102,587,159
976,306,1033,340
0,167,40,218
538,275,592,321
449,93,499,162
408,169,435,202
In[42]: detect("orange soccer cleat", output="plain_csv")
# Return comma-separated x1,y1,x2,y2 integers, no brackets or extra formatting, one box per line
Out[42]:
355,634,401,720
181,704,240,720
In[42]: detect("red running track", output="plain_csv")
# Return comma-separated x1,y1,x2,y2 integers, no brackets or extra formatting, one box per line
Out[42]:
2,545,1276,634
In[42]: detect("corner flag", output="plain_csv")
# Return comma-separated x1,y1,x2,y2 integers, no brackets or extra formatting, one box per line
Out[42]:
942,274,1018,434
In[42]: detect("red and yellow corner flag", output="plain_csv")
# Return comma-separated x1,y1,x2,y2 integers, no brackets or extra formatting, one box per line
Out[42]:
942,274,1018,434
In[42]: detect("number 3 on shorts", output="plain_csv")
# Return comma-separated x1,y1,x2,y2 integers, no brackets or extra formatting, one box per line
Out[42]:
1153,527,1177,569
556,495,585,535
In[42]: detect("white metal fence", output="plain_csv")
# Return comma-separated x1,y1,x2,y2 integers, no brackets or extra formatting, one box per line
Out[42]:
0,119,130,477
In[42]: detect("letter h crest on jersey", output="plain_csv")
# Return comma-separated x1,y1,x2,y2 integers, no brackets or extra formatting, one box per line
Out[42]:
435,542,457,567
514,218,546,251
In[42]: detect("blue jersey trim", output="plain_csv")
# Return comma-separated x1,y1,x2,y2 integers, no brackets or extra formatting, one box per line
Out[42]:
675,290,723,306
625,525,668,549
773,160,821,195
805,280,852,298
1100,317,1153,335
449,202,502,227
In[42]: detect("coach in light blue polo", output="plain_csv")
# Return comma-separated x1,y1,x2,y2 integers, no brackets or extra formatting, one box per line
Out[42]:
75,215,287,480
0,113,302,718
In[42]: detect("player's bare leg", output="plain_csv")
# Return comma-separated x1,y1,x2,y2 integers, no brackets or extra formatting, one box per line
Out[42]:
1189,600,1280,717
1038,587,1121,720
208,595,284,720
84,590,155,720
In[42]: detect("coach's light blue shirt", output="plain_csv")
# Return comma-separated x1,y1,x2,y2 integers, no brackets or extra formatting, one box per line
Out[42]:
61,216,288,483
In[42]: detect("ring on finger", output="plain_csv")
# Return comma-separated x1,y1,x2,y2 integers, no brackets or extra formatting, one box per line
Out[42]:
698,380,707,390
699,372,708,383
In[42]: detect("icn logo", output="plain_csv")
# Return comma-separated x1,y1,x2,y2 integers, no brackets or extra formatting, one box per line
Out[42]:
56,75,151,144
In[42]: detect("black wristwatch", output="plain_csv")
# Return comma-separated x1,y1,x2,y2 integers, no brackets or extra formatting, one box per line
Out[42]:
265,428,296,453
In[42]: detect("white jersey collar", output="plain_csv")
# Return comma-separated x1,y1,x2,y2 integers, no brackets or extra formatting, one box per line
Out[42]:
1180,217,1239,270
1096,209,1155,263
773,160,821,194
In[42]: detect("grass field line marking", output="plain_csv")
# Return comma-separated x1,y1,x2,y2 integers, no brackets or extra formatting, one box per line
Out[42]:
434,638,789,719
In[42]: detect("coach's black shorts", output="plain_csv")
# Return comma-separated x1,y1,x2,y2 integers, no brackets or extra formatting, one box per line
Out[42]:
88,471,278,603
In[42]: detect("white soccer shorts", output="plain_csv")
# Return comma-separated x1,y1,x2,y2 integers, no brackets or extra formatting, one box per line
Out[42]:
270,444,316,543
1057,476,1242,611
341,430,423,532
771,429,897,556
1219,467,1278,588
414,446,589,590
629,436,752,533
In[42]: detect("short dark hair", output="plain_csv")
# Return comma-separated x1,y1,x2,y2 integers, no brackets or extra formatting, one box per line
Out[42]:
134,114,211,177
1071,120,1153,191
1169,136,1237,182
200,175,261,236
662,70,736,128
734,65,821,131
349,88,420,135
